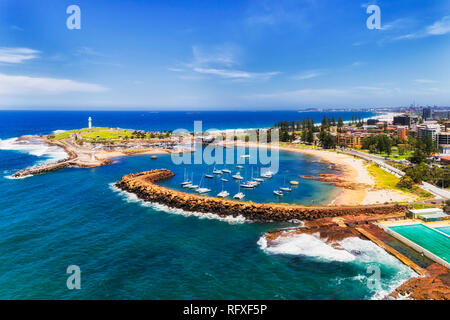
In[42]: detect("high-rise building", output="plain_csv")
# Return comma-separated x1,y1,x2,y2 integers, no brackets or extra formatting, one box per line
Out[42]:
422,107,432,120
393,115,412,127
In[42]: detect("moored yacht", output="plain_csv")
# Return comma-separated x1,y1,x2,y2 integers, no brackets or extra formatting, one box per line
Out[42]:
232,173,244,180
233,192,245,199
273,190,283,196
217,190,230,198
196,187,211,194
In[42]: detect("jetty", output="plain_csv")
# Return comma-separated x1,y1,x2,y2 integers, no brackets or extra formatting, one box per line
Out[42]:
115,169,408,222
11,139,111,178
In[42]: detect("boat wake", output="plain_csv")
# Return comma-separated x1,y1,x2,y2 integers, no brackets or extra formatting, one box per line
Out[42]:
109,183,247,224
257,232,417,299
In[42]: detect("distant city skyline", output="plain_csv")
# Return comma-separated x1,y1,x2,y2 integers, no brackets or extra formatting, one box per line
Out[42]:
0,0,449,109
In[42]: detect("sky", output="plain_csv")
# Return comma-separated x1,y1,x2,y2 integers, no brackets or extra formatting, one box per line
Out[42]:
0,0,449,110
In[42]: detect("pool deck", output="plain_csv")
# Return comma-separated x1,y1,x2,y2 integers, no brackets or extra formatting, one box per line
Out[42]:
355,227,426,275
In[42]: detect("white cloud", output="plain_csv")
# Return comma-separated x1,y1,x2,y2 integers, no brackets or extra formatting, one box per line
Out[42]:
193,67,279,80
396,16,450,40
0,73,108,95
292,70,323,80
170,45,279,81
0,47,39,64
426,16,450,35
414,79,438,84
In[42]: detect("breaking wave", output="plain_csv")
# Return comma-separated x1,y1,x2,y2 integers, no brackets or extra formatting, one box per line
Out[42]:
0,137,67,164
109,183,247,224
257,232,417,299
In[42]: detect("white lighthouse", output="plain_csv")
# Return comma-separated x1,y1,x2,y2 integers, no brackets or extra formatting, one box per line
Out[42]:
88,116,92,129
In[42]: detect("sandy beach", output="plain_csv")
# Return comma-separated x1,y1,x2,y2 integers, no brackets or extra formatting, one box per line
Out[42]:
234,142,418,206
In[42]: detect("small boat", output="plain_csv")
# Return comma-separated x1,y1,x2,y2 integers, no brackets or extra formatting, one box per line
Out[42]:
233,192,245,199
222,168,231,174
188,184,199,189
217,190,230,198
240,182,256,189
240,155,251,158
236,165,244,169
253,178,264,183
182,183,193,188
232,173,244,180
273,190,283,196
221,178,229,182
261,172,273,179
205,174,214,179
280,177,292,192
151,155,157,159
290,180,299,186
181,168,191,186
196,188,211,194
212,166,222,175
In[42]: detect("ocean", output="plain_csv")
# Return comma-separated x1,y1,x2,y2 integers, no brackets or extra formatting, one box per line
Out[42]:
0,110,416,299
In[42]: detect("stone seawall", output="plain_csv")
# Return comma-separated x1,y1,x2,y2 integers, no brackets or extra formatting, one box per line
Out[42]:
115,169,409,222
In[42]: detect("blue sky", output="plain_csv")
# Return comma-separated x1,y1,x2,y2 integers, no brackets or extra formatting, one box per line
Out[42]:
0,0,449,110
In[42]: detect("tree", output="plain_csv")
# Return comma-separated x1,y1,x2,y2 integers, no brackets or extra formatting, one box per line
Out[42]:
397,176,414,189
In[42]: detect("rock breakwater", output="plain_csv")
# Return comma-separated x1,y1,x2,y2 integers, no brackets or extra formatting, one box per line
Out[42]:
115,169,408,222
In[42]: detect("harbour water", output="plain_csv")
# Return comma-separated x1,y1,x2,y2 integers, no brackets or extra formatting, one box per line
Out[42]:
0,111,416,299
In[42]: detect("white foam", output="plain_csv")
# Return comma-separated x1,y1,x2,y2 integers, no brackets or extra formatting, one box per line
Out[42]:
258,232,417,299
0,137,68,164
257,233,356,262
109,183,247,224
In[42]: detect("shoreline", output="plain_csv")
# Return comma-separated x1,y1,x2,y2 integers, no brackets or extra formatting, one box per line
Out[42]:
115,169,409,222
232,141,418,206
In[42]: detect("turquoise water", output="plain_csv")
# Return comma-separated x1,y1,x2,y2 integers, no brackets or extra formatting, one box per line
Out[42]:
0,111,416,300
435,226,450,236
389,224,450,263
159,145,336,205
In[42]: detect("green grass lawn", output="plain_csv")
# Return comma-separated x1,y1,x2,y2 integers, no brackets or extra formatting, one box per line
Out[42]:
359,146,413,160
367,163,433,200
80,129,133,140
50,127,109,140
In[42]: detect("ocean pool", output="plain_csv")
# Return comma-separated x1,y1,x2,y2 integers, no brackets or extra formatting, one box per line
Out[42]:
389,224,450,263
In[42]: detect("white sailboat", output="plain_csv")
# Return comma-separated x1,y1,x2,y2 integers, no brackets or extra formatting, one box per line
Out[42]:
232,172,244,180
195,175,210,193
233,184,245,199
188,172,199,189
217,181,229,198
273,190,283,196
180,168,191,186
222,167,231,174
212,166,222,175
279,177,292,192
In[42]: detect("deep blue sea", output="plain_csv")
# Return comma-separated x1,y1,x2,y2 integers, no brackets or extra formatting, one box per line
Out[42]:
0,111,416,299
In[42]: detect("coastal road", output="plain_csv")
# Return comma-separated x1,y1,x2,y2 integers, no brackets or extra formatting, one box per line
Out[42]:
340,148,450,200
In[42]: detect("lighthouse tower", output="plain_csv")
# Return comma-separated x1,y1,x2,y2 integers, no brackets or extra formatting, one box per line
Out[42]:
88,116,92,129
